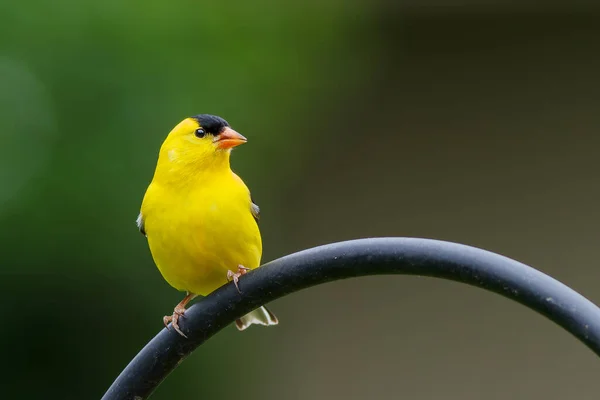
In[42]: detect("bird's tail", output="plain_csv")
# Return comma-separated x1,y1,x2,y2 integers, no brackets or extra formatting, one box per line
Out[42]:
235,306,279,331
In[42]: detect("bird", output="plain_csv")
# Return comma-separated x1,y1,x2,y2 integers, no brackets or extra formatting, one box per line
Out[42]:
137,114,278,337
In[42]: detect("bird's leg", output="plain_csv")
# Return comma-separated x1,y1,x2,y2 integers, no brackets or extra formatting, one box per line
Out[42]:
227,265,250,293
163,292,197,338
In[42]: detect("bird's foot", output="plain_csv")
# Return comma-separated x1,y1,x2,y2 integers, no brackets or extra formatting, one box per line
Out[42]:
163,305,187,337
227,265,250,293
163,292,197,338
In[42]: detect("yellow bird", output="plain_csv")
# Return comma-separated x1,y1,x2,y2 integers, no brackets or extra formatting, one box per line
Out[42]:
137,114,278,336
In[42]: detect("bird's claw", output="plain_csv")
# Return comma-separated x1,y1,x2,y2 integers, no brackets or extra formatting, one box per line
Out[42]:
227,265,249,293
163,306,188,338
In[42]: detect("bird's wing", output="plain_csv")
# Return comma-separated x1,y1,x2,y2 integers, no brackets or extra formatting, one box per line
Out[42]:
232,172,260,223
250,196,260,223
136,212,146,236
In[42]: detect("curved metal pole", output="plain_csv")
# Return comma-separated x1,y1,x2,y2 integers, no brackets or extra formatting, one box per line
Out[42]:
102,238,600,400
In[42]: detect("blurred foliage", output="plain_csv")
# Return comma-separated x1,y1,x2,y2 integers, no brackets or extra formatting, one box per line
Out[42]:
0,0,376,398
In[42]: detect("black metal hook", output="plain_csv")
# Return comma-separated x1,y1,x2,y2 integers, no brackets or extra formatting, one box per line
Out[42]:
102,238,600,399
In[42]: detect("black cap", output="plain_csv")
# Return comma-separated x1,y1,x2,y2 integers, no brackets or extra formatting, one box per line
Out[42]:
191,114,230,134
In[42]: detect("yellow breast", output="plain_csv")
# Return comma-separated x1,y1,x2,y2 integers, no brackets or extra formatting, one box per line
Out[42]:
141,170,262,296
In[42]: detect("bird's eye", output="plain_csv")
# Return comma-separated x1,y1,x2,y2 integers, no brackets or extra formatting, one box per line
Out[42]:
194,128,206,138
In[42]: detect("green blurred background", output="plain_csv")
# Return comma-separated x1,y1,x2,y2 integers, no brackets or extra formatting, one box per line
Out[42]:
2,1,600,399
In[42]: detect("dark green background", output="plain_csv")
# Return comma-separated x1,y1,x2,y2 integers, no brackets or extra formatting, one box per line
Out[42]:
1,2,599,399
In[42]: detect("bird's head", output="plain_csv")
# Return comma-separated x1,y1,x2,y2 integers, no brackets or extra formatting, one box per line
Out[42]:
158,114,247,170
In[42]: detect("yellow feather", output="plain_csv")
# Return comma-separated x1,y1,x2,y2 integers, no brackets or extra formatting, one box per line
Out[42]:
140,117,262,296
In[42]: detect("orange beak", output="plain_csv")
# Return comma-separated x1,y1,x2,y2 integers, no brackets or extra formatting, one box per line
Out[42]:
214,127,247,149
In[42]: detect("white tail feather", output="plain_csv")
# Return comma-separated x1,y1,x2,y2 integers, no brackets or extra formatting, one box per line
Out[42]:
235,306,278,331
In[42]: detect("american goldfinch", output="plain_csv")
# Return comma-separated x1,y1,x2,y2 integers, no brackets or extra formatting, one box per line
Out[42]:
137,114,278,337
